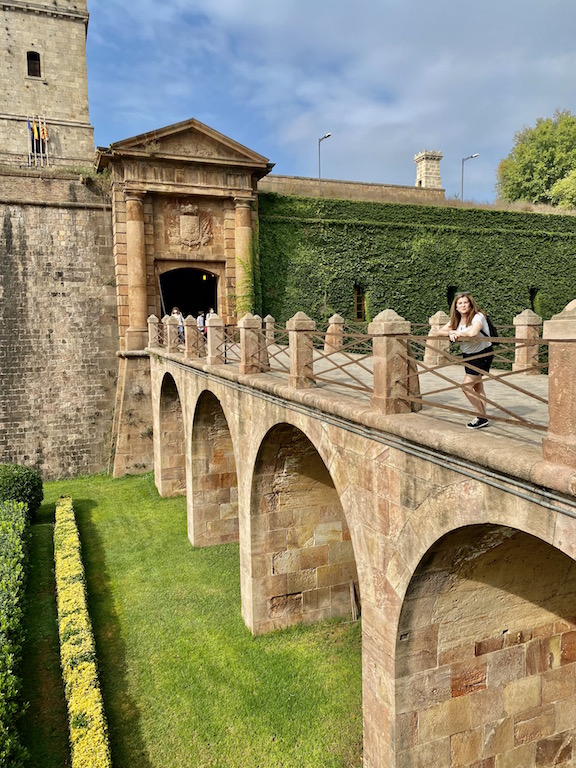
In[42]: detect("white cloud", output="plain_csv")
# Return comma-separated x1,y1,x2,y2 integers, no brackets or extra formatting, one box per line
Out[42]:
86,0,576,200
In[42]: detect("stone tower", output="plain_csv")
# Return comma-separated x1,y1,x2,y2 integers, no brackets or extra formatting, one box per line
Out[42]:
414,149,443,189
0,0,95,167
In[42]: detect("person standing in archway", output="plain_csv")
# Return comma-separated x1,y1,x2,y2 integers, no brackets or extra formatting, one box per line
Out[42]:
437,292,494,429
196,310,206,336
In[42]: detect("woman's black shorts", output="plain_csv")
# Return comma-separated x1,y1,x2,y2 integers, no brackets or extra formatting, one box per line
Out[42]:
462,346,494,376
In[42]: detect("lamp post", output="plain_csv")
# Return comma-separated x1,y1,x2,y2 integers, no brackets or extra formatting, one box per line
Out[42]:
318,132,331,195
461,153,479,201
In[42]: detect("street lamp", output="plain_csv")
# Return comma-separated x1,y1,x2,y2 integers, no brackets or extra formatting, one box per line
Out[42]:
318,132,332,194
461,153,479,201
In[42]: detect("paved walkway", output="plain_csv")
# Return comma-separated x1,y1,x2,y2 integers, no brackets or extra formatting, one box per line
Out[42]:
262,346,549,449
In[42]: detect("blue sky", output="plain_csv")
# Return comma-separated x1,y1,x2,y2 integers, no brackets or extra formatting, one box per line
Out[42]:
86,0,576,203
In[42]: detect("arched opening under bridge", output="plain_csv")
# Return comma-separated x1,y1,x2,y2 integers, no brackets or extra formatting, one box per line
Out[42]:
189,391,238,547
396,524,576,767
155,373,185,497
249,423,358,635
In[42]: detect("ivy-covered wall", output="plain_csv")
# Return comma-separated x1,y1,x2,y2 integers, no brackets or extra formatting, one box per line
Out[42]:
257,193,576,326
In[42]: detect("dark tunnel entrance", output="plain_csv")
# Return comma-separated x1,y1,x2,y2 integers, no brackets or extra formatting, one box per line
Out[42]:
159,268,218,319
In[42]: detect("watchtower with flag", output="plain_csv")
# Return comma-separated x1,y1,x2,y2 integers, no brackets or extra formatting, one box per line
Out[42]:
0,0,95,167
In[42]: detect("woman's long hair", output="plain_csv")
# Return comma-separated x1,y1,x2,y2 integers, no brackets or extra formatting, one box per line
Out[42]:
449,292,483,330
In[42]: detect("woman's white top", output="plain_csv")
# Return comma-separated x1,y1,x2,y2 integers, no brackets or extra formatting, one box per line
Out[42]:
458,313,492,354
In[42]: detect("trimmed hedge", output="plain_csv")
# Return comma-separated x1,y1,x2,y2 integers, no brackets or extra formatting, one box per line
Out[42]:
0,500,29,768
0,464,43,519
53,497,111,768
258,193,576,325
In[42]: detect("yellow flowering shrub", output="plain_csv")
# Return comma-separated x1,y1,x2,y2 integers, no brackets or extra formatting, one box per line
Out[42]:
54,497,112,768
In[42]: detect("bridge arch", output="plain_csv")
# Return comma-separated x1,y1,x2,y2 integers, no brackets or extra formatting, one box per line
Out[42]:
154,372,186,497
245,422,359,635
188,390,239,547
395,523,576,766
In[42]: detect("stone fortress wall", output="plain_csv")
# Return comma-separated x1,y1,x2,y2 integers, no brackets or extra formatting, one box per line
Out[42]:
0,169,117,478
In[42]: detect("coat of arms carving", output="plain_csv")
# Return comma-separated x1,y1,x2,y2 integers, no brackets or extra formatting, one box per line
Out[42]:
179,204,213,248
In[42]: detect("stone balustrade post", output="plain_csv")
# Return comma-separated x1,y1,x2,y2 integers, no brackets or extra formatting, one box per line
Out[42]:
264,315,275,346
239,313,264,374
324,313,344,354
184,315,204,359
147,315,159,347
513,309,542,374
424,310,450,367
287,312,316,389
542,301,576,467
369,309,420,414
206,313,224,365
165,315,179,352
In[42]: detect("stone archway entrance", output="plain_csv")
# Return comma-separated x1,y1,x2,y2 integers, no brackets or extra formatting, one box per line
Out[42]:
159,267,218,319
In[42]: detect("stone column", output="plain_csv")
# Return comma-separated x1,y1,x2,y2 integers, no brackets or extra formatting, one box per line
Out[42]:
287,312,316,389
542,302,576,467
513,309,542,374
369,309,417,414
239,313,263,374
206,313,224,365
184,315,204,359
324,313,344,354
423,310,449,368
234,198,254,317
125,193,148,350
147,315,159,347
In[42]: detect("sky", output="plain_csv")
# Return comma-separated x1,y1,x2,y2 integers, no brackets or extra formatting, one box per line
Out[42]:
85,0,576,203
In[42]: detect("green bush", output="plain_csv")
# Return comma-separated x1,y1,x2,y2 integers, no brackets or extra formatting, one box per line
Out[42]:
0,500,29,768
0,464,43,519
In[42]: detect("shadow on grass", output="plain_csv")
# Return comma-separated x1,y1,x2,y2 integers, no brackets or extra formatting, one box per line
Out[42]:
72,498,154,768
20,502,70,768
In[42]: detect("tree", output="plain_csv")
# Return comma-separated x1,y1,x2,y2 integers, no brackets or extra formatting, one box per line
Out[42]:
550,168,576,209
496,110,576,205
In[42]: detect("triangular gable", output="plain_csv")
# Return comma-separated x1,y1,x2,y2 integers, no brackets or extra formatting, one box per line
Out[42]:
105,117,271,169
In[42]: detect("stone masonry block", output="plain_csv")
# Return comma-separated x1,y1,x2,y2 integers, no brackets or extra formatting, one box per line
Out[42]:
272,549,300,574
503,674,542,715
451,658,488,698
513,705,556,747
451,727,483,766
418,696,471,743
482,717,514,758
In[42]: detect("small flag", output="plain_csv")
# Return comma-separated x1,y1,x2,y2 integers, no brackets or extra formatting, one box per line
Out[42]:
32,117,38,140
40,120,48,141
27,117,33,134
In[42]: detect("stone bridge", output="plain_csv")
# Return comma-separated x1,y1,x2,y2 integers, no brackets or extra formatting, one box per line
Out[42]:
145,304,576,768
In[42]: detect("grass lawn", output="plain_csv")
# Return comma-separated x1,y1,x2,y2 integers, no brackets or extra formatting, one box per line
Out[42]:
23,473,363,767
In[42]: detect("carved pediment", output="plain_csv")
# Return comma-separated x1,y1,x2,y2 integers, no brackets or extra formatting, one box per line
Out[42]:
98,117,272,175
